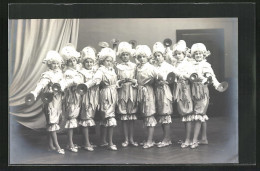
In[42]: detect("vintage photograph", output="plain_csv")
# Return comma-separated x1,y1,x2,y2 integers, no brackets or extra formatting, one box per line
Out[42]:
9,17,238,164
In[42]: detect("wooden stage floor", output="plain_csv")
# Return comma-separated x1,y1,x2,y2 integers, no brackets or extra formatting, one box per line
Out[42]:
9,116,238,165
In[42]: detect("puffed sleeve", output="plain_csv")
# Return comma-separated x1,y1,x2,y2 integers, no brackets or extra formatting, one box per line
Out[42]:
92,68,103,85
202,62,221,88
31,72,51,98
204,64,220,89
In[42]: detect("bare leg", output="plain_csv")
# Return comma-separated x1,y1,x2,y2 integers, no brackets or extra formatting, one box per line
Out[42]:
184,121,192,144
162,124,171,142
100,125,107,145
122,121,129,142
193,121,202,143
200,122,208,144
147,126,155,144
129,120,135,143
82,127,91,147
48,134,55,150
108,126,114,146
161,124,165,141
67,128,74,147
50,131,61,150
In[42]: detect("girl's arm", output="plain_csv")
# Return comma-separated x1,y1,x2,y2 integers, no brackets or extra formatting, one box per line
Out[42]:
85,69,103,88
205,66,221,89
31,73,51,99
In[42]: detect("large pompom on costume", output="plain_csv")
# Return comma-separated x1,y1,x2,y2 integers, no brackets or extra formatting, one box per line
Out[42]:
190,43,211,58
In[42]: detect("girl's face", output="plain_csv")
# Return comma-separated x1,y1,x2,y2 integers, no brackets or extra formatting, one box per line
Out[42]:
50,61,60,70
103,56,113,68
154,52,164,64
194,51,204,62
84,58,94,70
137,54,148,64
121,52,130,63
67,57,77,68
175,51,185,61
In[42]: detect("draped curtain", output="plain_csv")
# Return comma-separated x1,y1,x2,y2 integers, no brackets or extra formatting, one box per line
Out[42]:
9,19,79,129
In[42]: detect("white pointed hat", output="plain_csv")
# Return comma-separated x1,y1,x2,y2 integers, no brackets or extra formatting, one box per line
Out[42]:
81,46,96,62
60,43,80,61
153,42,165,55
191,43,210,58
43,50,63,64
97,47,116,62
135,45,152,59
117,42,134,56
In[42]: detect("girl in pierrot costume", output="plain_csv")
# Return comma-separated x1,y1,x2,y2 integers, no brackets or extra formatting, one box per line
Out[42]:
115,42,139,147
152,42,178,147
60,44,83,153
78,46,99,151
188,43,228,148
135,45,158,149
28,50,65,154
85,47,119,151
171,40,194,148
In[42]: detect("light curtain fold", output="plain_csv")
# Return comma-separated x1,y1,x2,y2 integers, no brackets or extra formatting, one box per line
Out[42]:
9,19,79,129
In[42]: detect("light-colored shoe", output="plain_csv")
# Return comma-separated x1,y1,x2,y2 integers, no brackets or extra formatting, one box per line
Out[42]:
67,146,78,152
122,141,129,147
83,146,94,151
181,142,190,148
66,144,80,149
157,141,172,148
143,142,155,149
190,142,199,149
57,149,65,154
129,141,138,147
108,145,117,151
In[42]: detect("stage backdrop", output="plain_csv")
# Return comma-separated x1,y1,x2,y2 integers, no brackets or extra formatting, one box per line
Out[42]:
9,19,79,129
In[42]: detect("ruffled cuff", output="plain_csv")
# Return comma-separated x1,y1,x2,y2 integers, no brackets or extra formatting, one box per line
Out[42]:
46,124,60,132
144,116,157,127
79,119,95,127
100,117,117,127
120,114,137,121
158,115,172,124
65,118,78,128
182,114,209,122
